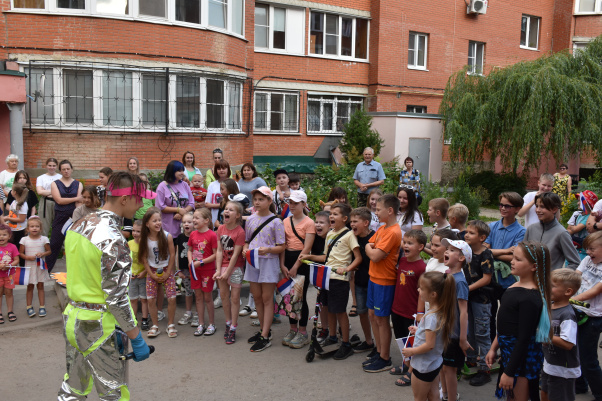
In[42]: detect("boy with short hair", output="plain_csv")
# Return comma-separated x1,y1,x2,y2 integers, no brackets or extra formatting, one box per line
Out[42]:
519,173,555,227
301,203,361,360
448,203,469,240
129,220,149,331
427,198,451,230
541,268,581,401
440,238,471,401
390,229,427,385
524,192,580,270
349,207,376,353
272,169,290,217
288,173,303,191
463,220,494,386
363,194,403,373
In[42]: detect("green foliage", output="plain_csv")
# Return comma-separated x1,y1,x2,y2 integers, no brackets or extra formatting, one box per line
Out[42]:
418,175,485,223
339,108,385,165
146,171,164,191
440,35,602,171
466,170,527,205
418,179,448,220
561,171,602,224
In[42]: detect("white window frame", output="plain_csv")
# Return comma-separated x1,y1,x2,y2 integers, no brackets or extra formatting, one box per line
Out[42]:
573,41,590,54
308,11,369,62
408,32,428,70
575,0,602,14
254,4,294,53
306,95,363,135
520,15,540,50
10,0,245,39
467,41,484,75
406,105,427,113
253,90,299,134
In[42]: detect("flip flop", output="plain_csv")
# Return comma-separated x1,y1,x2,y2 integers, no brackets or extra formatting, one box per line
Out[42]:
7,312,17,322
349,305,358,317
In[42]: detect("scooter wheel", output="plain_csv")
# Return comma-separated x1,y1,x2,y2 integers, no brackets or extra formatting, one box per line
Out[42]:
306,351,315,363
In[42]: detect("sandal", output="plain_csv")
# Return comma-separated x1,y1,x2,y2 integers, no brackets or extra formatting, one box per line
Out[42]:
0,313,4,324
390,366,405,375
395,372,412,387
204,324,216,336
194,325,205,336
349,305,358,317
7,312,17,322
147,325,160,337
166,324,178,338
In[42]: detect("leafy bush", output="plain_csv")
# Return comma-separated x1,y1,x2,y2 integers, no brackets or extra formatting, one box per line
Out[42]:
147,170,164,191
466,170,527,205
339,108,385,166
561,171,602,224
418,179,448,220
449,175,485,220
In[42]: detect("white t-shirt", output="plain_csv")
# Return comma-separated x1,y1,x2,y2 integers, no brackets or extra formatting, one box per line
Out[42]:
206,180,239,223
397,210,424,236
0,170,17,195
576,256,602,317
523,191,538,228
425,258,447,273
593,200,602,214
36,173,61,193
9,200,28,231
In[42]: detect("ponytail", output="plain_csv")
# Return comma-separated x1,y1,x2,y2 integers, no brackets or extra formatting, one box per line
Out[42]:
420,271,457,348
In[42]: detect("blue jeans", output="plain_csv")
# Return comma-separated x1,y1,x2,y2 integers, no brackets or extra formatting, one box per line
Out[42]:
467,301,492,371
576,316,602,400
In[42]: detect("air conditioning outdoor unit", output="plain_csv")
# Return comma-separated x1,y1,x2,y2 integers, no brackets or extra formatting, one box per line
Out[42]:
467,0,487,14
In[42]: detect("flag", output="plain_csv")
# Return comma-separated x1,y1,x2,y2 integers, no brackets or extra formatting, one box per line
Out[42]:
302,260,331,290
281,203,291,219
276,278,294,296
245,248,259,269
396,335,415,362
37,257,47,270
10,266,30,286
190,261,199,281
61,218,73,236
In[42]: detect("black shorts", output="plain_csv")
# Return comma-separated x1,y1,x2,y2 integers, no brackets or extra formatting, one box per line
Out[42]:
317,289,328,307
442,339,465,368
413,364,443,383
326,279,350,314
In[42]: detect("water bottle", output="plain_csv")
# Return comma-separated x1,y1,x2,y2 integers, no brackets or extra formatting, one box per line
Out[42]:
156,268,164,277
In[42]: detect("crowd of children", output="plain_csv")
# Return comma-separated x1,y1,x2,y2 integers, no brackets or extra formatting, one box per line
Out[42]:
3,157,602,401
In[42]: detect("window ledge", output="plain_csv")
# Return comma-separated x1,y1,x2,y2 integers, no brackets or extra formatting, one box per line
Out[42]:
573,11,602,15
407,66,429,71
254,48,306,57
306,132,344,136
307,54,369,64
253,130,301,135
467,72,484,76
519,45,539,51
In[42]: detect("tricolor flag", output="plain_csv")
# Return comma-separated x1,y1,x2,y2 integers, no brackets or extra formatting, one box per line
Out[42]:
10,266,30,286
190,261,199,281
302,260,331,290
396,335,415,362
61,218,74,236
37,257,47,270
245,248,260,269
276,278,294,296
280,203,291,219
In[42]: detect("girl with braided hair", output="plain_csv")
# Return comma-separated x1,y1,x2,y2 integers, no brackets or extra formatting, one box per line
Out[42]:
486,241,552,400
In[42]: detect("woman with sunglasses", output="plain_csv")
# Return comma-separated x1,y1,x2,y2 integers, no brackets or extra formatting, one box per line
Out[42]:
552,163,572,211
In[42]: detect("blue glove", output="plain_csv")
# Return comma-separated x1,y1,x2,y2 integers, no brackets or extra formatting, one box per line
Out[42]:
130,331,150,362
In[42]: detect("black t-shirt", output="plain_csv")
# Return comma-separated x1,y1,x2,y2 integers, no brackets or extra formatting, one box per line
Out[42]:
355,231,375,288
311,235,326,256
174,233,190,271
462,248,494,304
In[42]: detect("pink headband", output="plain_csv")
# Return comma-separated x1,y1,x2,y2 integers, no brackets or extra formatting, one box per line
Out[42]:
107,183,157,200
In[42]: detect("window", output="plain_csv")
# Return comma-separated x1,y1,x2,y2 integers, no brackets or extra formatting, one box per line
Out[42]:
272,7,286,49
96,0,128,15
176,76,200,128
63,69,93,124
576,0,602,13
408,32,428,69
206,79,224,128
176,0,201,24
228,82,242,129
573,42,589,54
57,0,85,10
406,105,427,113
13,0,45,8
254,91,298,132
231,0,243,35
309,12,368,60
255,5,269,48
521,15,540,50
140,0,167,18
208,0,226,29
102,71,133,126
468,41,484,74
25,67,54,124
142,74,167,127
254,4,304,53
307,95,363,134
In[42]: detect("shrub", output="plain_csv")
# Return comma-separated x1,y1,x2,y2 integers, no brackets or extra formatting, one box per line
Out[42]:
467,170,527,205
339,108,385,165
147,171,164,191
449,175,484,220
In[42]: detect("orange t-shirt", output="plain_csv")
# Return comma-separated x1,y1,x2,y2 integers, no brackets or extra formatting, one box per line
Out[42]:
283,216,316,251
368,224,402,286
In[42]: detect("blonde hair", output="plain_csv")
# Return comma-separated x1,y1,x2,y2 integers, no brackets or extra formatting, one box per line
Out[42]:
194,207,214,231
225,201,244,225
429,198,450,217
191,174,203,183
552,268,582,295
448,203,469,225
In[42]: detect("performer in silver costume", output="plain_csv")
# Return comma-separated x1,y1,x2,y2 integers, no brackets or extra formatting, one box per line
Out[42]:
58,172,155,400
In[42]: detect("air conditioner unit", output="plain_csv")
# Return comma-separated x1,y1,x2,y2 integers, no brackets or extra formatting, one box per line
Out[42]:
467,0,487,14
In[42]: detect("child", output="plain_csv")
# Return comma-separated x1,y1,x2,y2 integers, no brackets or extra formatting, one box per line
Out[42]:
519,173,555,228
190,174,207,209
72,186,99,222
0,224,19,323
301,203,361,360
541,268,581,401
439,239,471,401
134,173,154,221
5,183,29,251
486,241,551,401
280,190,315,349
174,213,197,327
272,169,290,217
327,187,348,204
524,192,580,270
243,187,285,352
391,229,427,386
349,207,375,353
128,220,149,330
215,178,239,228
139,207,177,338
288,173,303,191
188,208,218,336
19,216,51,318
572,231,602,399
427,198,451,230
448,203,469,240
402,271,457,401
214,201,245,344
309,210,331,342
363,194,403,373
97,167,112,207
567,190,598,260
426,228,458,273
463,220,494,386
368,188,384,232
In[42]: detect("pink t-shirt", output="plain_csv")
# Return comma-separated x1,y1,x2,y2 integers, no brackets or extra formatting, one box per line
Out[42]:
217,224,245,268
188,230,218,273
0,243,19,277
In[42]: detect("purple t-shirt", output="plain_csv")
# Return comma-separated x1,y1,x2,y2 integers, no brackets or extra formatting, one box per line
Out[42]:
245,213,285,260
156,180,195,237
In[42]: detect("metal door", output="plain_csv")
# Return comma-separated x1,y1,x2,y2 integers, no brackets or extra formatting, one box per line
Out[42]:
408,138,430,180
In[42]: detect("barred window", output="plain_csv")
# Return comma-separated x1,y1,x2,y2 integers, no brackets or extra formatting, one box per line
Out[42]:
307,95,363,134
254,91,298,132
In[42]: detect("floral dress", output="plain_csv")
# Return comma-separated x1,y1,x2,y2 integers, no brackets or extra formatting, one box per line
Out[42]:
552,173,570,209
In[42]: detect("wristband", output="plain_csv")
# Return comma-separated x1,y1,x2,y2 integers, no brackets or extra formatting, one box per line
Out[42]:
200,259,204,266
174,270,181,276
416,311,425,314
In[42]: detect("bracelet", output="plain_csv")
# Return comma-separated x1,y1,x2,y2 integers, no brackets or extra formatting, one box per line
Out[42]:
177,207,180,214
416,311,425,314
200,259,204,266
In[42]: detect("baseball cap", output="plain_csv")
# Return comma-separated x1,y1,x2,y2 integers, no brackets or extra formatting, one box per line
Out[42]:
273,169,288,177
251,186,273,201
441,238,472,264
289,190,307,203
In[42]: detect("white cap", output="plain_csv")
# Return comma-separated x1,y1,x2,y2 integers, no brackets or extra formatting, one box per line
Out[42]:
441,239,472,264
289,190,307,203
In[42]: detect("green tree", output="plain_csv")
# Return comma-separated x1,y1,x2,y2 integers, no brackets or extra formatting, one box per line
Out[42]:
439,35,602,172
339,108,384,165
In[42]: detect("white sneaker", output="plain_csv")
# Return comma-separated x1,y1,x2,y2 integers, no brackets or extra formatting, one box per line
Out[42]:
214,297,222,309
178,312,192,325
191,313,199,327
157,310,165,321
250,309,258,319
239,306,252,316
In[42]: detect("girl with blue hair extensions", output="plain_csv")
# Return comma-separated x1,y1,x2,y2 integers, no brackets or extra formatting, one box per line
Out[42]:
486,241,552,400
155,160,195,238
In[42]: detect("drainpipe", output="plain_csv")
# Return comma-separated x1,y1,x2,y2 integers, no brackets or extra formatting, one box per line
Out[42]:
6,103,24,169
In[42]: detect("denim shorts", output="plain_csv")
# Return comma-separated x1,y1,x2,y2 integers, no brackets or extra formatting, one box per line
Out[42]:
128,277,147,300
355,284,368,314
